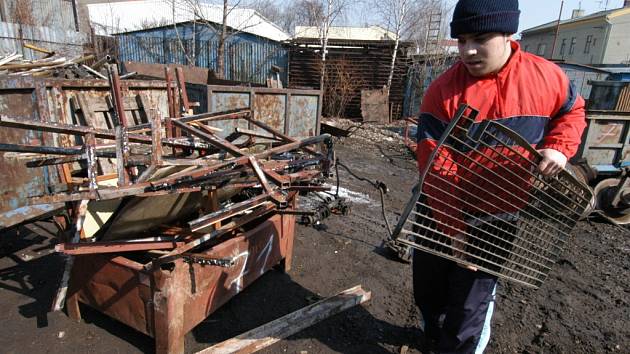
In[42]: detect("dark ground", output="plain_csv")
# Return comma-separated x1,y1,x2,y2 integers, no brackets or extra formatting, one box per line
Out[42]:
0,125,628,353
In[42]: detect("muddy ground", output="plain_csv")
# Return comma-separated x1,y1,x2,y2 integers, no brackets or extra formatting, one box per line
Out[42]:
0,123,628,353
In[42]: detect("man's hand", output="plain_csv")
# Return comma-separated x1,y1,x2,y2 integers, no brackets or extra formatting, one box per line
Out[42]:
537,148,567,176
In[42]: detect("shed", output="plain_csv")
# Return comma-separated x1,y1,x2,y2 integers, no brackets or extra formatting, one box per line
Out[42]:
115,22,289,85
288,38,412,120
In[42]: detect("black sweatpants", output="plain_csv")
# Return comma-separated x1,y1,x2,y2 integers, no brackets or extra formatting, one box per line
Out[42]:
413,250,498,354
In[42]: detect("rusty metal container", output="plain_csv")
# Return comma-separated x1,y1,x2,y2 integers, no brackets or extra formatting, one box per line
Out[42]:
186,85,322,139
574,80,630,175
576,111,630,173
67,212,295,354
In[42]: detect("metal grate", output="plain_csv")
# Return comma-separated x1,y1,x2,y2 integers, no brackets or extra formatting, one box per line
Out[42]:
394,105,593,288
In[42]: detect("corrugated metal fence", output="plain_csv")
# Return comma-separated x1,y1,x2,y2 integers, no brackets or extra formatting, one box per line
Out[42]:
0,0,76,31
0,21,88,59
117,35,288,85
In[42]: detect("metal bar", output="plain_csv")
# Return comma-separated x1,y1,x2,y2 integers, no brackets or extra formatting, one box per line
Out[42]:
108,64,131,186
80,64,107,80
245,115,321,156
171,119,244,157
175,67,191,112
55,240,183,255
25,135,331,205
0,143,86,155
249,156,287,206
188,193,271,232
262,169,290,188
0,116,216,150
149,203,277,269
234,127,281,141
119,71,137,79
108,65,128,128
85,134,98,194
165,67,175,122
52,199,89,311
150,108,163,166
128,109,249,132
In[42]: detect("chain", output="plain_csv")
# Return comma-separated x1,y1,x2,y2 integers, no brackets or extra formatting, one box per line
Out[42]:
183,255,235,267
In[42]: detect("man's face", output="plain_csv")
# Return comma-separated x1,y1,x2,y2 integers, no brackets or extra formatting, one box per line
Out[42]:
457,32,512,77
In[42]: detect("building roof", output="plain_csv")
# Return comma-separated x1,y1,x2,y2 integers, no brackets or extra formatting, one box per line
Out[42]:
521,7,630,35
87,0,290,41
556,62,630,74
294,25,397,41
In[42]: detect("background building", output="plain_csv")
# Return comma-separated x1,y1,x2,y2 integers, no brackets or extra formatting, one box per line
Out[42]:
519,2,630,65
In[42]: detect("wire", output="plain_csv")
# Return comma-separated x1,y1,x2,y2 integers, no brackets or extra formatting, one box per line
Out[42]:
336,159,393,238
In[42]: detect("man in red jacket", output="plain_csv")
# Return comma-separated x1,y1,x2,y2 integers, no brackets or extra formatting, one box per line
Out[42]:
413,1,586,353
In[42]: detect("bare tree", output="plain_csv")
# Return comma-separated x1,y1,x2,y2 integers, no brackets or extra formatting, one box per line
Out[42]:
251,0,282,24
295,0,325,27
277,0,325,35
164,0,272,78
315,0,351,89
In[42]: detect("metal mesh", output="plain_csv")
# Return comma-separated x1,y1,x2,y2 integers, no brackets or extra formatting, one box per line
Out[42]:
394,105,593,288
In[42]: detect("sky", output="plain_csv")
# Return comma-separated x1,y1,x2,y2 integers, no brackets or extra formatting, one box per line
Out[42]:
347,0,627,38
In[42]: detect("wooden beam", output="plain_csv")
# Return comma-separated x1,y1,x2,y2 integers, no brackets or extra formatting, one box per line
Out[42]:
195,285,371,354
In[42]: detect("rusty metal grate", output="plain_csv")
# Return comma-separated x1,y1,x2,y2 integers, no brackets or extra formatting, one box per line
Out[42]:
393,105,593,288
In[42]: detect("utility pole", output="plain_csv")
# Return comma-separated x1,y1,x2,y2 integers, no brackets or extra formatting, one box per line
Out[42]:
550,0,564,60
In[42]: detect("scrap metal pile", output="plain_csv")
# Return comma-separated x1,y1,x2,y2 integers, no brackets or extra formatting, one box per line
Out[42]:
0,65,335,308
392,105,593,288
1,49,115,79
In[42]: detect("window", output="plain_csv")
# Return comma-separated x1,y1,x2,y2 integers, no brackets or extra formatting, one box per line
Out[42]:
560,39,567,56
537,43,547,56
569,37,577,55
584,35,593,54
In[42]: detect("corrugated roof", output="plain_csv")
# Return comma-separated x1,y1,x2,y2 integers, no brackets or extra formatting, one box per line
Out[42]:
522,7,630,34
87,0,290,42
294,25,397,41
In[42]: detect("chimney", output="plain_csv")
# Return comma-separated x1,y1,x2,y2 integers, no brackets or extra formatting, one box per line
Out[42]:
571,9,585,19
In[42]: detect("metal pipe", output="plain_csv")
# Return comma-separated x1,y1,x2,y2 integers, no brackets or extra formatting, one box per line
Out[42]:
550,0,564,59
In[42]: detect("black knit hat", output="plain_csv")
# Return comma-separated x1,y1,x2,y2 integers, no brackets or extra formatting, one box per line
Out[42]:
450,0,520,38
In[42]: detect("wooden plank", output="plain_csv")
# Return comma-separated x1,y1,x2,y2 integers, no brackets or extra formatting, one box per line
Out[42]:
196,285,371,354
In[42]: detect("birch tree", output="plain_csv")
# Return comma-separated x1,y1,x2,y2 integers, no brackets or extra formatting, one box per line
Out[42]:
316,0,351,89
373,0,416,90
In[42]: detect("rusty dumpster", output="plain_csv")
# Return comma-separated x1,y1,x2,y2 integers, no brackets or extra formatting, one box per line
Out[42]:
67,210,295,354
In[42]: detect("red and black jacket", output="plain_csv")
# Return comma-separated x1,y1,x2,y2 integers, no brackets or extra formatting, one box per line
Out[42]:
416,40,586,235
